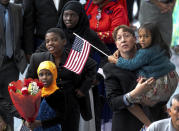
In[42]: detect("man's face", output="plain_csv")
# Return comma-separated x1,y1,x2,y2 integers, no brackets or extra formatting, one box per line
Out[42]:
169,99,179,130
0,0,9,5
115,28,136,55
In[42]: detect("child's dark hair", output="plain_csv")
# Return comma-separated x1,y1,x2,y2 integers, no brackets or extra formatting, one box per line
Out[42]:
46,28,66,40
113,25,135,41
139,23,171,58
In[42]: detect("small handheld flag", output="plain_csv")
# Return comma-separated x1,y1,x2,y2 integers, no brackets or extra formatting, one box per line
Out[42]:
63,35,91,74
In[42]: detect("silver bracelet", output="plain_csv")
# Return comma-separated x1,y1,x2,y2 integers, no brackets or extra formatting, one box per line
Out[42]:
126,93,134,103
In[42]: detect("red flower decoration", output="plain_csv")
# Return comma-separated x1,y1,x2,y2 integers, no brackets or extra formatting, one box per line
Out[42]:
21,87,28,95
24,79,32,87
37,82,44,89
8,78,41,122
8,83,16,92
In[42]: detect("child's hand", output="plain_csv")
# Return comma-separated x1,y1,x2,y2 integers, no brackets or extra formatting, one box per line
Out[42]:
137,76,145,82
108,55,117,63
113,50,120,58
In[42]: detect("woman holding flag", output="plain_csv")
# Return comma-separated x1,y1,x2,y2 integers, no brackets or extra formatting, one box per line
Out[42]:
26,27,97,131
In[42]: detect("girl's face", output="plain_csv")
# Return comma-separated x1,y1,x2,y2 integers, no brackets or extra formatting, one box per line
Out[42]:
138,28,152,48
38,69,53,88
63,10,79,29
45,32,66,55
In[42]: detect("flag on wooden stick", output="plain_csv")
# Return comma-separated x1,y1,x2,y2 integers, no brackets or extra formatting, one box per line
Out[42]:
64,35,91,74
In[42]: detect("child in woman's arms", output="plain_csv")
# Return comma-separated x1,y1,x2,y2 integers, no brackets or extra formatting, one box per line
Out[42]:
109,23,178,106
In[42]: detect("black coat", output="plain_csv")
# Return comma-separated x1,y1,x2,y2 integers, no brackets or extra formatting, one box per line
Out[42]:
103,63,143,131
41,89,66,128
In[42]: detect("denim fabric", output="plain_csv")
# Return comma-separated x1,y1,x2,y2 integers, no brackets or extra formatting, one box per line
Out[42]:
34,99,61,131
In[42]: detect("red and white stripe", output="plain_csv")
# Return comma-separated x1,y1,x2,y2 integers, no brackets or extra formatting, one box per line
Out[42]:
64,40,91,74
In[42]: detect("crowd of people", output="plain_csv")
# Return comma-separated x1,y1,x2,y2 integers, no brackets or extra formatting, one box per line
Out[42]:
0,0,179,131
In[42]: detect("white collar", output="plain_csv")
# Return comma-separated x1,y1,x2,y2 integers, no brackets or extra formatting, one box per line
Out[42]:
53,0,60,11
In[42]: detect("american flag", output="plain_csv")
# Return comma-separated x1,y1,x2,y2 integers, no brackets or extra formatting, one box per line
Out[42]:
64,35,91,74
